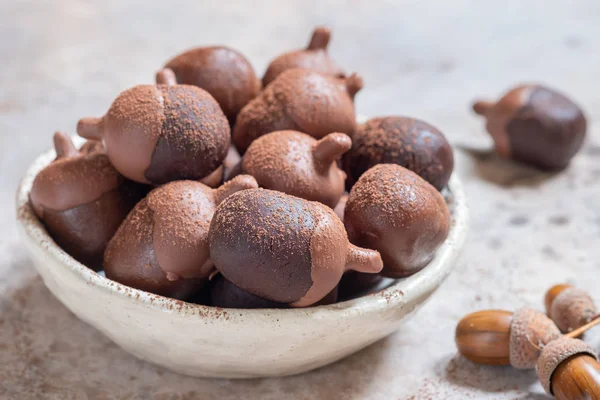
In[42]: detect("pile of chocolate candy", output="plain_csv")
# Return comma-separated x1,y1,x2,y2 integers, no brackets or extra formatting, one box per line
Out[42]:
30,26,467,308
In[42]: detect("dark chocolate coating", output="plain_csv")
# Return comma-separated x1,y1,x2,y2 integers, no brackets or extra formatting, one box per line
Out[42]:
163,46,261,122
262,26,344,87
104,177,258,299
30,135,146,270
233,69,362,153
209,188,383,306
241,130,351,208
473,84,586,170
77,84,230,185
343,117,454,191
338,271,384,300
210,275,286,309
345,164,450,278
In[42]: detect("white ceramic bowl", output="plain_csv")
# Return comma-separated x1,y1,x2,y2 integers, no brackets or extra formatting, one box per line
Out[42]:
16,137,468,378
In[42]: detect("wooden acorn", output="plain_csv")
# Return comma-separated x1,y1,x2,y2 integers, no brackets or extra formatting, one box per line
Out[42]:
104,175,258,300
157,45,261,122
343,116,454,191
537,337,600,399
472,84,586,170
233,68,362,153
77,75,230,185
262,26,345,87
545,284,597,333
208,188,383,307
455,308,561,369
241,130,351,208
30,132,146,270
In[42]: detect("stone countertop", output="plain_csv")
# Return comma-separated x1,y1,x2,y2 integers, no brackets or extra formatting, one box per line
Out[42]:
1,1,599,399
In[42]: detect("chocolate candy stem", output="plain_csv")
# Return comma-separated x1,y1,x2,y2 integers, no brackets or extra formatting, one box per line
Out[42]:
156,68,177,86
345,73,364,99
213,174,259,205
77,117,104,140
53,132,79,159
345,244,383,273
312,132,352,165
307,26,331,50
472,100,495,116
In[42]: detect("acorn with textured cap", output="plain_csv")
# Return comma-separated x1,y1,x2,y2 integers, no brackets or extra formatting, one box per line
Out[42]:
544,284,597,333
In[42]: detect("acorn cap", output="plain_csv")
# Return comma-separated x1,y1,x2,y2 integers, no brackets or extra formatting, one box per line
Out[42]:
550,287,597,333
509,307,561,369
537,337,597,394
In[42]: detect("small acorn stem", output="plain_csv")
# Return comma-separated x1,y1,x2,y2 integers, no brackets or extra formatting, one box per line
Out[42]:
156,68,177,86
53,132,79,159
565,314,600,339
77,117,104,140
307,26,331,50
213,174,258,205
344,244,383,274
312,133,352,165
472,100,495,116
345,73,364,99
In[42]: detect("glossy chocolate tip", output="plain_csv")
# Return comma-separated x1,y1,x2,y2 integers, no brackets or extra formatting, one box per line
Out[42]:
77,117,104,140
345,73,364,99
312,132,352,164
472,100,494,116
53,132,79,159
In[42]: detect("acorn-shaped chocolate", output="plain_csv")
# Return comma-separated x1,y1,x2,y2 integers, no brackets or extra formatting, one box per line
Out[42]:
77,80,230,185
343,116,454,191
30,133,146,271
242,130,351,208
104,175,258,300
455,308,561,369
157,46,260,122
537,337,600,399
210,275,286,309
545,284,597,333
233,68,362,153
208,189,383,307
344,164,450,278
262,26,345,87
472,84,586,170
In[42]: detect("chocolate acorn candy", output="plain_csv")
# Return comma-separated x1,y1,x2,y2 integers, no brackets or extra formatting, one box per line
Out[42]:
77,80,230,185
262,26,345,87
472,84,587,170
104,175,258,299
209,189,383,307
30,133,146,270
233,68,363,153
210,275,287,309
157,46,260,122
345,164,450,278
241,130,351,208
343,116,454,191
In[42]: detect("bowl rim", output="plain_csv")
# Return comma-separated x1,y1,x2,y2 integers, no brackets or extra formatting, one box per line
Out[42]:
15,136,469,321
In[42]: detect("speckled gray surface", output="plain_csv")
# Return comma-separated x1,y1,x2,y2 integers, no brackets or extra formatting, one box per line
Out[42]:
1,1,600,399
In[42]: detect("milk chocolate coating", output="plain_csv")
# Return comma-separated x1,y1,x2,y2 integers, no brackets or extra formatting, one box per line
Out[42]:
242,130,351,208
30,133,145,270
104,176,258,299
345,164,450,278
210,275,286,309
77,84,230,184
262,26,345,87
233,68,362,153
208,189,382,307
161,47,261,122
343,116,454,191
473,84,586,170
